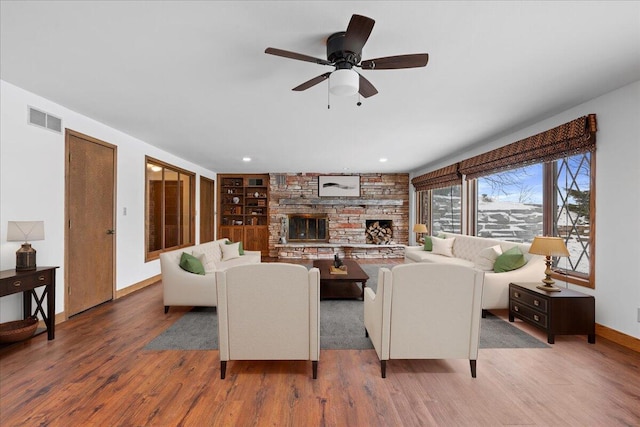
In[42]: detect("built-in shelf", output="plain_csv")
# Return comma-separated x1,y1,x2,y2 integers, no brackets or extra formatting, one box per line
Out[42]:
279,198,404,206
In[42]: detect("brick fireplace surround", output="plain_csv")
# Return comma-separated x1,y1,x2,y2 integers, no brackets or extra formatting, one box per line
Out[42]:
269,173,409,259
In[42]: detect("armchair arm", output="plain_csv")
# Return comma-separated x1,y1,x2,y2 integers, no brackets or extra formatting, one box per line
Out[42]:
308,267,320,362
364,268,392,361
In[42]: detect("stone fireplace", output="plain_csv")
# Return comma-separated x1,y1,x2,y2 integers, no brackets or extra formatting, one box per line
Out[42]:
269,173,410,259
365,220,393,245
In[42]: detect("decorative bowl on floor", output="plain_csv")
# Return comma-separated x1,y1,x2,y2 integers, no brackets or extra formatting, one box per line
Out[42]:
0,317,38,343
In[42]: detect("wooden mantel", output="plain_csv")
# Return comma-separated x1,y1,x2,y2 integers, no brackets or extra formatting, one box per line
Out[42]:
279,198,404,206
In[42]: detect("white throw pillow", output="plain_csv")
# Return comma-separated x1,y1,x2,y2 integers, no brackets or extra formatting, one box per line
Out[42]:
431,236,455,257
474,245,503,271
220,241,241,260
192,250,214,272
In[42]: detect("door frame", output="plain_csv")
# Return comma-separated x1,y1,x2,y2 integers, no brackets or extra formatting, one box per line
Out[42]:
64,129,117,319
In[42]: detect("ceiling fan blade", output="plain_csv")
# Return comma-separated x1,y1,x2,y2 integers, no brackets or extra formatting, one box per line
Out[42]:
358,73,378,98
343,14,375,53
360,53,429,70
292,72,332,91
265,47,332,66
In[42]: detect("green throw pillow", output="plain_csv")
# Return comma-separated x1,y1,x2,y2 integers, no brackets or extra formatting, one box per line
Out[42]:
423,236,433,251
493,246,526,273
226,240,244,255
179,252,205,275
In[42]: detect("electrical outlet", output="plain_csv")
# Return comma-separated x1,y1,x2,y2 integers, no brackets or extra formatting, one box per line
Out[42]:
637,308,640,323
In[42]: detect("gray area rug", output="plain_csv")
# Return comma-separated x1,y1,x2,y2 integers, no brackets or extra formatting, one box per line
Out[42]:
145,264,549,351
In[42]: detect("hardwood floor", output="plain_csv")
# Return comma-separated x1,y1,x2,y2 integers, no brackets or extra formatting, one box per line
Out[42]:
1,261,639,426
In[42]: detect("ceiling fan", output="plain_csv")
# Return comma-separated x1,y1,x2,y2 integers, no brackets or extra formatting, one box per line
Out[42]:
265,14,429,99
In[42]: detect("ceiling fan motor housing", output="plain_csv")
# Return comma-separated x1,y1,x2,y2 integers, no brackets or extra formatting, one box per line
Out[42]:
327,32,361,69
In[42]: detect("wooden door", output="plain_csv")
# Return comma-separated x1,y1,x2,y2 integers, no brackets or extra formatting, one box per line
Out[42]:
200,176,215,243
66,130,116,316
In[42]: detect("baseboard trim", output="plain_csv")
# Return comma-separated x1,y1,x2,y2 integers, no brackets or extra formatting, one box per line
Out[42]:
115,274,161,299
596,323,640,353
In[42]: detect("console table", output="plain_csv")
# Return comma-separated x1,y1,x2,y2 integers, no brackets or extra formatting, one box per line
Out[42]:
509,282,595,344
0,266,58,341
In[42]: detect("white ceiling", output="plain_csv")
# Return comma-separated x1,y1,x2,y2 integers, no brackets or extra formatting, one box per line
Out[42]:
2,1,639,174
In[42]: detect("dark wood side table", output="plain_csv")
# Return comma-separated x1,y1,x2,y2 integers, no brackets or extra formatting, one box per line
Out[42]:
0,266,58,341
509,282,595,344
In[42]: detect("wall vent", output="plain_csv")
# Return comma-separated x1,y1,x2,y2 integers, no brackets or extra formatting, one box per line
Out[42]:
28,106,62,133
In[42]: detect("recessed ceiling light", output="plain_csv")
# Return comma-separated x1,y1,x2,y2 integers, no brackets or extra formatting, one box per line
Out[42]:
242,157,251,162
379,158,388,163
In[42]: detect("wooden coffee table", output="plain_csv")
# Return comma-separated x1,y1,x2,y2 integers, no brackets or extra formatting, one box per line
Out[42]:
313,259,369,300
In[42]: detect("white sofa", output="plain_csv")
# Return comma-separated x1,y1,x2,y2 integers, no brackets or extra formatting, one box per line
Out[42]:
364,264,484,378
216,263,320,379
159,238,261,313
405,232,545,314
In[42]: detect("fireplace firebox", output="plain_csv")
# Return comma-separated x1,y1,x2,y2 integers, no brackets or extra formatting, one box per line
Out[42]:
288,214,329,242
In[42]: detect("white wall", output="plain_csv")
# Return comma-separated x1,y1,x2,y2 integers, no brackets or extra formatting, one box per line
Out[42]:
410,80,640,339
0,80,216,322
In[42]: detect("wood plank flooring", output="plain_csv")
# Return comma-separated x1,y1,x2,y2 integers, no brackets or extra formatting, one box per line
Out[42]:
1,261,639,426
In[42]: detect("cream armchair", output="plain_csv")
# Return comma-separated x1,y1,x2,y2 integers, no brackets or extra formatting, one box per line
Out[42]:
216,263,320,379
364,264,484,378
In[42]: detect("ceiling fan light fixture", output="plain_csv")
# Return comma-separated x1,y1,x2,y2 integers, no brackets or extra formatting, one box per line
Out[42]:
329,69,359,96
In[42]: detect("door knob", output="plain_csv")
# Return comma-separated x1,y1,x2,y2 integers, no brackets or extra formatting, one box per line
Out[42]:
107,229,116,234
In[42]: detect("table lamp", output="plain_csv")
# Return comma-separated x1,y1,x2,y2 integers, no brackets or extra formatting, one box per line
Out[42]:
528,236,570,292
413,224,428,244
7,221,45,271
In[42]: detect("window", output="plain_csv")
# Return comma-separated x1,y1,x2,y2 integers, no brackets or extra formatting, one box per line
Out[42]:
416,185,462,236
412,116,596,287
472,153,593,286
145,157,195,261
552,152,592,279
476,164,543,242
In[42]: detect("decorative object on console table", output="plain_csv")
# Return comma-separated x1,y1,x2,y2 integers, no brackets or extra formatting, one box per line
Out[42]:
413,223,428,244
509,282,595,344
528,236,570,292
6,221,45,271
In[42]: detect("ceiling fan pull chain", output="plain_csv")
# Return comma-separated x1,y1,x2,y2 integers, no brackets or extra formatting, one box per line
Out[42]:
328,84,331,109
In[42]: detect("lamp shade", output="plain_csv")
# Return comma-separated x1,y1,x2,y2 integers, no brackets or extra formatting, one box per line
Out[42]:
413,224,428,233
529,236,569,257
7,221,45,242
329,69,359,96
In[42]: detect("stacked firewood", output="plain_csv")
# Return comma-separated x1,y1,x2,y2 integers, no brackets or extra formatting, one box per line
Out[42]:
366,221,393,245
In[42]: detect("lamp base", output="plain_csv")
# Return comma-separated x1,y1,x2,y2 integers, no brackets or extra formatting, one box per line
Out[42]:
16,243,37,271
536,283,562,292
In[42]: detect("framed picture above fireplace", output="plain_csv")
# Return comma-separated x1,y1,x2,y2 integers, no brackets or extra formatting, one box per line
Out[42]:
318,175,360,197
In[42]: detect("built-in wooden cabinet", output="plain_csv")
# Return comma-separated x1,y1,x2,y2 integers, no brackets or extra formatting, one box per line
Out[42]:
218,174,269,256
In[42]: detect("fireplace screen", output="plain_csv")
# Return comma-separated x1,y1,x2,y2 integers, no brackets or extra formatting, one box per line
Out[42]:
288,215,328,242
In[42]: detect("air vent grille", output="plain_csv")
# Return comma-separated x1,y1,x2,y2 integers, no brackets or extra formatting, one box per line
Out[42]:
28,106,62,133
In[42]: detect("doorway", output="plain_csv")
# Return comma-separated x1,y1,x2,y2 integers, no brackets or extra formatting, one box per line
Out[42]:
65,130,116,317
200,176,215,243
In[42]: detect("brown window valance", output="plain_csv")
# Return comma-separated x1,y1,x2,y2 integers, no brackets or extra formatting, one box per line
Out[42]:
458,114,597,180
411,163,461,191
